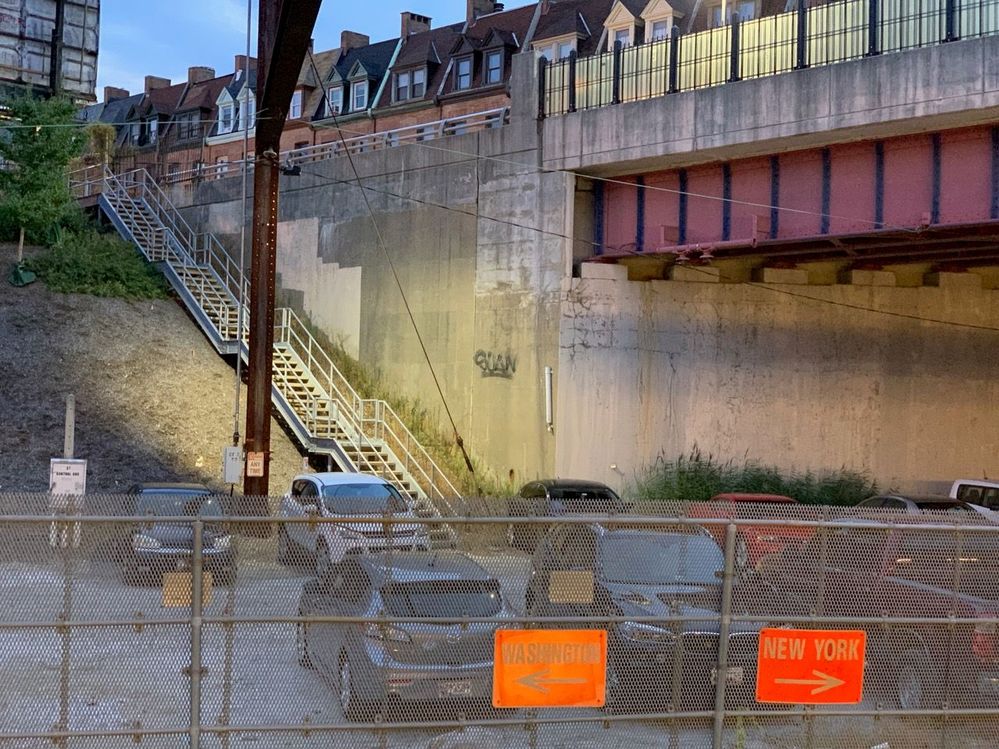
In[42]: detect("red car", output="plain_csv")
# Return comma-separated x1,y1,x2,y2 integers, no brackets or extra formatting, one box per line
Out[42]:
688,493,816,569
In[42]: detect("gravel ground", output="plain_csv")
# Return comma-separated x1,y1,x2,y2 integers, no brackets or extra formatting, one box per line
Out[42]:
0,244,305,495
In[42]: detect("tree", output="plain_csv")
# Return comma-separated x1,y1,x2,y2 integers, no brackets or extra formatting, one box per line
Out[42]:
0,95,85,264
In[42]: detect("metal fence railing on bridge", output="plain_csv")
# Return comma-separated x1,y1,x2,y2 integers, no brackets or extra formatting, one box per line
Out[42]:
541,0,999,117
3,493,999,747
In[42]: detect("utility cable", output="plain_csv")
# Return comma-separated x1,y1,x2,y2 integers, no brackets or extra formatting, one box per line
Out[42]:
293,162,999,335
304,50,478,483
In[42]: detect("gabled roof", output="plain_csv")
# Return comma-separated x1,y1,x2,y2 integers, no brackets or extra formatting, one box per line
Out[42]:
393,22,463,69
176,73,232,114
140,81,187,118
314,38,397,119
533,0,616,55
223,66,258,101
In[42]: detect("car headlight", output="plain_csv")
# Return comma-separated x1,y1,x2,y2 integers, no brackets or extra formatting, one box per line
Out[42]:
213,535,231,550
363,622,411,643
132,534,162,550
618,621,675,643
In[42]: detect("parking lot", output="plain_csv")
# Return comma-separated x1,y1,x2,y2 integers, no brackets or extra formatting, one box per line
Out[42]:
3,504,999,748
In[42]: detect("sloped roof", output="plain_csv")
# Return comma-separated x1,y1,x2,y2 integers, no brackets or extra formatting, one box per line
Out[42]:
534,0,616,54
313,37,398,119
177,74,233,114
141,81,187,117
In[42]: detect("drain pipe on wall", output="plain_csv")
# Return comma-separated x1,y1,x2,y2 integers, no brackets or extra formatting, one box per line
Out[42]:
544,365,554,433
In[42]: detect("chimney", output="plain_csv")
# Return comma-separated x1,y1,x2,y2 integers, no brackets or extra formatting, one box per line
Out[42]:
144,75,171,94
103,85,129,103
340,30,370,51
234,54,257,73
467,0,496,23
187,66,215,85
401,11,431,37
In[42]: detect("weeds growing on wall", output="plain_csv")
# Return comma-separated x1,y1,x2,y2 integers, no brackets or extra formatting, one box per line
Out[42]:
26,228,169,300
290,314,514,499
631,446,880,505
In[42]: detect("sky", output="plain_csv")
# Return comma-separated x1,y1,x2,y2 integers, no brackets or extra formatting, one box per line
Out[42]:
98,0,474,96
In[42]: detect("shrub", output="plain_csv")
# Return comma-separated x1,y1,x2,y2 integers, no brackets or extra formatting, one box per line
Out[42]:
26,228,169,300
631,446,879,506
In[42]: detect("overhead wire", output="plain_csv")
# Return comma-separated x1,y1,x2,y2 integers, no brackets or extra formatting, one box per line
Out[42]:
290,162,999,335
303,49,480,483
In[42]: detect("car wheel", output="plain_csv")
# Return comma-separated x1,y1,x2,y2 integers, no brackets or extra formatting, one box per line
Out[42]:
338,652,371,722
296,619,313,669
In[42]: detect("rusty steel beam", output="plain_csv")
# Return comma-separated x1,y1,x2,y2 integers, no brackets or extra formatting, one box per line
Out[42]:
244,0,322,501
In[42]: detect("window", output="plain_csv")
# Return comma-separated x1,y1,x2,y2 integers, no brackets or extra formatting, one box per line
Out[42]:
129,123,140,145
650,19,670,40
485,50,503,84
289,90,303,119
416,124,436,141
535,39,575,60
327,86,343,115
167,161,180,175
176,112,199,141
711,0,756,26
455,56,472,90
613,27,631,48
395,71,411,102
220,104,233,132
238,96,255,130
215,156,229,175
558,41,575,59
147,118,158,144
352,80,368,111
294,140,309,151
412,67,426,97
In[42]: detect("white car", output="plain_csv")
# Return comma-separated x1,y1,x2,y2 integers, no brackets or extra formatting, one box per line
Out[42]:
950,479,999,509
277,472,430,577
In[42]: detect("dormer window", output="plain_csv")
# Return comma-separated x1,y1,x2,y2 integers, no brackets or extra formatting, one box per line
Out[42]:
611,26,633,49
393,67,426,103
220,104,234,133
455,56,473,90
649,19,670,40
534,38,576,61
289,90,303,119
352,80,368,111
485,51,503,84
709,0,756,26
238,94,255,131
327,85,343,115
147,118,158,144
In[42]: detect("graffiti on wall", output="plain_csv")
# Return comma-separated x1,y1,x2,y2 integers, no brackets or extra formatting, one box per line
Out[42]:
474,350,517,379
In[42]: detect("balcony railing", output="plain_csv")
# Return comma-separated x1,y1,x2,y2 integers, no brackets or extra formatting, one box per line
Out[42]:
541,0,999,117
162,107,509,186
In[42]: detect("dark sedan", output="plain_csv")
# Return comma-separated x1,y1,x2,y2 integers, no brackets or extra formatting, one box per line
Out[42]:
118,483,236,586
507,479,630,551
297,551,515,721
525,524,761,710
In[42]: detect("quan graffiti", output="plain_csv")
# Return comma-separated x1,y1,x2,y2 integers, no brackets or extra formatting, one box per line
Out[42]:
474,350,517,379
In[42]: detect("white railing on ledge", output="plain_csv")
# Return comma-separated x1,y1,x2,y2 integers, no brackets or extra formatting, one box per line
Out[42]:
162,107,510,186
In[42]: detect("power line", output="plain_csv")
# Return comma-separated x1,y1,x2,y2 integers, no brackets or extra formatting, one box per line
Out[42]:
304,49,479,482
292,162,999,335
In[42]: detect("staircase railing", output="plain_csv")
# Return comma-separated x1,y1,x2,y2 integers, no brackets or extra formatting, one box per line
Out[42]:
69,164,462,505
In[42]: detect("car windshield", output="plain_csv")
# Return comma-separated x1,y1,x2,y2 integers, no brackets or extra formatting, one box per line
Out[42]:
599,534,723,585
381,580,502,617
136,493,222,517
320,483,408,514
548,487,619,501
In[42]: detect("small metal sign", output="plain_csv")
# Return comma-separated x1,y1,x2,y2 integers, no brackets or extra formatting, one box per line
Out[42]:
246,452,265,478
162,571,214,608
222,446,243,484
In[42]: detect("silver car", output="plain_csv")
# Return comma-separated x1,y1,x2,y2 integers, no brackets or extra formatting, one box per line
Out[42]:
277,472,430,576
296,551,513,721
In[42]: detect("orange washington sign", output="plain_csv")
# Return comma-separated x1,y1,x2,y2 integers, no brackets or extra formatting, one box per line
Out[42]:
492,629,607,708
756,628,867,704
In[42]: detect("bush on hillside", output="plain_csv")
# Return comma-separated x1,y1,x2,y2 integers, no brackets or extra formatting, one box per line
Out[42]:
631,446,880,506
26,228,169,300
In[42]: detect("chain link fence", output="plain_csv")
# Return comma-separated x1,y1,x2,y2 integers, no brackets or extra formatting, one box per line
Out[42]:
3,493,999,747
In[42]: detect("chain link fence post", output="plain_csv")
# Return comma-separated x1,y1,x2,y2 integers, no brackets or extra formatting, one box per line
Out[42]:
712,522,738,749
189,519,204,749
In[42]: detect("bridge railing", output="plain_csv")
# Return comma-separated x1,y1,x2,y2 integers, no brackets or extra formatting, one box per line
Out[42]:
541,0,999,117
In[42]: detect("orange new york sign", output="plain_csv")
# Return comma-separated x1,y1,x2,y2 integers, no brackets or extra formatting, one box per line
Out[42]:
756,628,867,704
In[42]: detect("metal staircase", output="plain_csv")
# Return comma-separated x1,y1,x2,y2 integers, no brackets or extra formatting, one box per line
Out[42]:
71,165,460,529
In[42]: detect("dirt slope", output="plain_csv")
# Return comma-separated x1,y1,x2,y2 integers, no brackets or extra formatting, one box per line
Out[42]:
0,246,304,494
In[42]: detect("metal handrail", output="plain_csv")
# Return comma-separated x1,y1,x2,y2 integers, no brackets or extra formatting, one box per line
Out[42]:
71,165,460,503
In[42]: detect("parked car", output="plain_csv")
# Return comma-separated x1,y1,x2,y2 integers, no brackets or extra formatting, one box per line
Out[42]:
296,551,513,720
507,479,630,552
525,523,761,710
950,479,999,508
747,523,999,708
855,494,978,514
277,473,430,577
688,493,814,570
118,483,235,586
